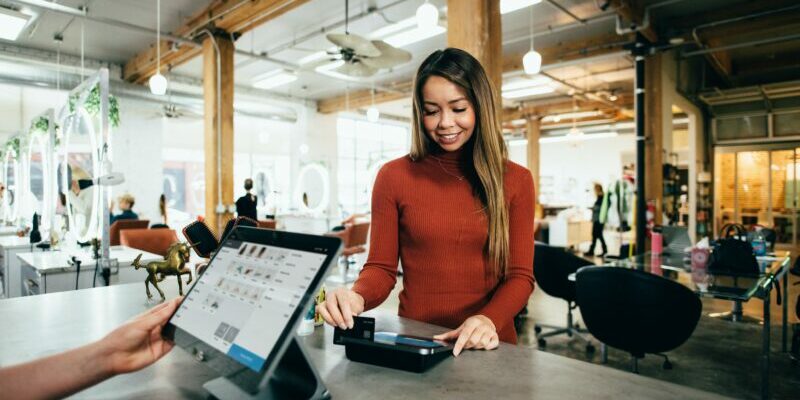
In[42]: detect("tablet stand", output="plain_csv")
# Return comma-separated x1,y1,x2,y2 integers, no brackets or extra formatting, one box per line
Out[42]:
203,337,329,400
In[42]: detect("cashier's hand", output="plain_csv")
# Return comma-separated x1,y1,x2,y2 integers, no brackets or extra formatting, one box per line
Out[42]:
433,315,499,357
317,288,365,329
97,296,182,375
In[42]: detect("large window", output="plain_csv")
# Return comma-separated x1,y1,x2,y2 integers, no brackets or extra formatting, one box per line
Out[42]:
337,117,410,216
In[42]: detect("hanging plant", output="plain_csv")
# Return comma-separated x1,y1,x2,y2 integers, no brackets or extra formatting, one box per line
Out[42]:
5,137,21,160
68,83,121,127
29,116,60,137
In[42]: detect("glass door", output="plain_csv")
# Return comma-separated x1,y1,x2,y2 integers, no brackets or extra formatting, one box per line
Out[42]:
714,145,799,251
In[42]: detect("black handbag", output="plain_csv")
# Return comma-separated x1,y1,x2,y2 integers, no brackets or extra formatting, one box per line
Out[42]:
708,224,759,275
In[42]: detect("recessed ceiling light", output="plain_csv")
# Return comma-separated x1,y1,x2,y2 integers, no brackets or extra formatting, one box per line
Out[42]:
0,7,32,41
252,69,298,90
500,0,542,14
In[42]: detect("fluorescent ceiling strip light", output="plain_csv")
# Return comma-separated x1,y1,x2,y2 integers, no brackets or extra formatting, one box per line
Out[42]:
370,16,418,39
0,7,31,41
541,111,602,122
539,131,620,143
500,0,543,14
252,69,298,89
383,25,445,48
299,48,336,65
315,60,361,81
501,76,551,91
507,139,529,146
502,85,555,99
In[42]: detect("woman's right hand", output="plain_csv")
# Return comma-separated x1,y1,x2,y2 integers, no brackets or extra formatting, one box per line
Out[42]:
316,288,365,329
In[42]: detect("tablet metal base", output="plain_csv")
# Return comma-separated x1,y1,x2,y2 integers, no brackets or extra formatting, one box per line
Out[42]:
203,338,329,400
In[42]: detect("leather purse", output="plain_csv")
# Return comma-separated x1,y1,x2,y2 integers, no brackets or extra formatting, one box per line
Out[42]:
708,224,759,276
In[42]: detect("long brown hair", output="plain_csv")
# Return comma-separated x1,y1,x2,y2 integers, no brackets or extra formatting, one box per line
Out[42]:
410,48,509,279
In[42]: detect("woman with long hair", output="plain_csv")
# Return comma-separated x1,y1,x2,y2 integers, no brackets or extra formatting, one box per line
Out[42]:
318,48,535,355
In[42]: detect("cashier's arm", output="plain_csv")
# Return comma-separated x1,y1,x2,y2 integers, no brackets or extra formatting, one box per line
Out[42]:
0,297,181,399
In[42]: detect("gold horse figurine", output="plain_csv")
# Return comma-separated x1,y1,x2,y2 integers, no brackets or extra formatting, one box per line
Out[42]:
133,242,194,301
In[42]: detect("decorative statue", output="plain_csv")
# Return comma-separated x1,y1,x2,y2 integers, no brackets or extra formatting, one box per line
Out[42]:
133,242,194,301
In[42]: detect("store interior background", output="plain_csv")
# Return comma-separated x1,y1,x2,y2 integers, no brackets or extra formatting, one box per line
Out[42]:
0,0,799,398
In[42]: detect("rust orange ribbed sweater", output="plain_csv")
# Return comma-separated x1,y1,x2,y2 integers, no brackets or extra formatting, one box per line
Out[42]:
352,148,535,343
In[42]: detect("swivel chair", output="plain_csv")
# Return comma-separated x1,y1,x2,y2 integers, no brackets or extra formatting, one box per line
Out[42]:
575,266,702,373
120,228,179,257
532,243,595,352
109,219,150,246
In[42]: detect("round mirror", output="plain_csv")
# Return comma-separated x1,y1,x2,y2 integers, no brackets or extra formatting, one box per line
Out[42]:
27,133,50,228
59,109,101,242
295,163,329,214
2,151,18,222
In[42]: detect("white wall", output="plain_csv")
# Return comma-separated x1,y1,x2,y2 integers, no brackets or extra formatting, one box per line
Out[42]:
539,135,636,208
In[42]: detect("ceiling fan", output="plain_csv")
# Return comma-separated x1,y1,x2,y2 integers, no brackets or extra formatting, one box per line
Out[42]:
324,0,412,77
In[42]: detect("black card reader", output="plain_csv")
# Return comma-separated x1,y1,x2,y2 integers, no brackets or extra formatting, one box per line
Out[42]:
333,316,453,373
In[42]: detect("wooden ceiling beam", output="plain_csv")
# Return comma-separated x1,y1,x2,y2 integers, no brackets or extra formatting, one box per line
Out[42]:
316,81,413,114
502,95,633,122
608,0,657,43
123,0,311,84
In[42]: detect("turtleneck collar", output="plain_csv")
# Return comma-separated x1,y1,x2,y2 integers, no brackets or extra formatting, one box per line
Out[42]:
428,145,471,167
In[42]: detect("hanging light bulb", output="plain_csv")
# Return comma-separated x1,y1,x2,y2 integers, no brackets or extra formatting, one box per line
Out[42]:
366,87,379,122
523,51,542,75
416,1,439,29
150,0,168,95
366,106,380,122
149,73,168,95
522,4,541,75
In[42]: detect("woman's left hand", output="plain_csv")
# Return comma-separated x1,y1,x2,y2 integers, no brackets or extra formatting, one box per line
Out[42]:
433,315,499,356
97,297,182,375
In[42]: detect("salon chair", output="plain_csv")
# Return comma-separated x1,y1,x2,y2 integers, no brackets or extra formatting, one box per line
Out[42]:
532,243,595,352
576,266,701,373
109,219,149,246
120,228,179,257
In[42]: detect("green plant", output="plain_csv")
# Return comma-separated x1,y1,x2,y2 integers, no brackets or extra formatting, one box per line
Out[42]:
5,137,21,160
68,83,120,127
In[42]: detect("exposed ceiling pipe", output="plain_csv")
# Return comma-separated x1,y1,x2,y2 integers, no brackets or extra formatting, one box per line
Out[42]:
683,32,800,57
685,3,800,77
502,13,616,46
544,0,585,24
8,0,296,69
0,72,296,122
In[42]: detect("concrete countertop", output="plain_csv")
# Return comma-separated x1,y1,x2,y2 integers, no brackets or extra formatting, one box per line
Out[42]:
17,245,162,273
0,282,730,399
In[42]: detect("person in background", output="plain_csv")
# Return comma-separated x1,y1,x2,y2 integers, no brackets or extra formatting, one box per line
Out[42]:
317,48,535,357
235,178,258,220
110,193,139,224
585,183,608,257
159,194,168,226
0,297,181,399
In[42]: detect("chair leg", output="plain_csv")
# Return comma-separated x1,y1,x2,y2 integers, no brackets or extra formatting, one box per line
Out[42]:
654,353,672,370
631,356,639,374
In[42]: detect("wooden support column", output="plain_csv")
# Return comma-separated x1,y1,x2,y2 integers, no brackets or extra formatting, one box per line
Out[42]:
526,117,541,193
644,52,663,227
446,0,503,89
203,33,235,235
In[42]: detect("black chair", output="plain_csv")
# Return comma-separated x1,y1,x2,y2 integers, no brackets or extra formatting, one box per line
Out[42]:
532,243,595,352
575,266,702,373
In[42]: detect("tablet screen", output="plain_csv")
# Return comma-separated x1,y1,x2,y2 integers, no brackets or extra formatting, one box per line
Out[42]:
169,238,328,372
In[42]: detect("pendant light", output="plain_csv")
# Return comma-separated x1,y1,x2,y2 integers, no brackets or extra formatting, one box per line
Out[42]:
416,0,439,29
522,5,542,75
149,0,168,95
366,87,379,122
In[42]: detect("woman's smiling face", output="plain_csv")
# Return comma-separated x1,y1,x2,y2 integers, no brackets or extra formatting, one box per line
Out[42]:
421,76,476,152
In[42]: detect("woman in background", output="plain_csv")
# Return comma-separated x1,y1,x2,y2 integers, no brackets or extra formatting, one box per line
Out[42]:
585,183,607,257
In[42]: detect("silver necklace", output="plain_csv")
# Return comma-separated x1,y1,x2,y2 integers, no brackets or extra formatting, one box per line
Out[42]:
435,157,465,181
